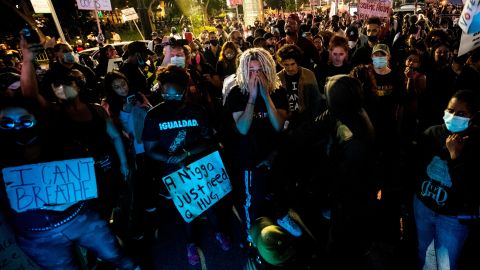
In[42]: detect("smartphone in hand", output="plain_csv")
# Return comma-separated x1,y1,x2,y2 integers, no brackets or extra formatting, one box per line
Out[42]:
20,25,40,44
126,94,136,104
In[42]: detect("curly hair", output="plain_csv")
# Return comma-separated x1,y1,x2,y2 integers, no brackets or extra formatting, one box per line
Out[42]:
236,47,281,94
276,44,303,64
157,64,190,90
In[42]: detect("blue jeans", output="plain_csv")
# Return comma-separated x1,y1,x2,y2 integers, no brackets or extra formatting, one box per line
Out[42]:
16,207,136,270
413,196,469,270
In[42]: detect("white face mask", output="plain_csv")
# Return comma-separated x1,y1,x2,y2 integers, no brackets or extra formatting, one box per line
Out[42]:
443,111,470,133
348,41,357,49
52,84,78,101
171,56,186,68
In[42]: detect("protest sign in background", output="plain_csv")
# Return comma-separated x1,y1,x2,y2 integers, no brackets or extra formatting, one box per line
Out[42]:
2,158,97,213
357,0,392,21
458,31,480,56
459,0,480,34
76,0,112,11
162,151,232,223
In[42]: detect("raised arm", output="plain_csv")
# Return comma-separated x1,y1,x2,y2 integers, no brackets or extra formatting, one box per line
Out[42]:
20,39,48,107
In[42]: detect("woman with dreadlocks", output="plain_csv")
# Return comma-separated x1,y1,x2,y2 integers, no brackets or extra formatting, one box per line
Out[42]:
225,47,289,244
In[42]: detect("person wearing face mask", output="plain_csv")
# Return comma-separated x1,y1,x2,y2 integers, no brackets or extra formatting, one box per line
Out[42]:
216,41,241,80
21,39,131,226
119,41,154,97
40,43,96,102
216,24,228,46
369,43,404,141
143,64,232,266
229,30,249,52
369,43,408,239
346,25,367,62
203,31,221,68
103,71,154,241
351,17,384,66
0,97,141,270
413,89,480,270
161,41,222,129
14,37,140,270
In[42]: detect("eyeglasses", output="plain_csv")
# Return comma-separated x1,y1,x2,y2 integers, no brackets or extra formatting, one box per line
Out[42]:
0,116,36,130
249,69,263,73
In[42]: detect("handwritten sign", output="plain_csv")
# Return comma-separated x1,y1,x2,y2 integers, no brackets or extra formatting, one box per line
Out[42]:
357,0,392,21
162,151,232,223
30,0,51,14
459,0,480,34
2,158,97,213
76,0,112,11
458,31,480,56
121,8,139,22
0,212,42,269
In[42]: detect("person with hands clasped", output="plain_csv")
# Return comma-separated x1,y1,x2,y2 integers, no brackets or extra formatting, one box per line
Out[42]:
142,64,231,266
225,48,289,243
413,89,480,270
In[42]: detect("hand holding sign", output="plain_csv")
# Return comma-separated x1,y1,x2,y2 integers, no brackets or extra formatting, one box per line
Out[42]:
2,158,97,212
162,151,232,223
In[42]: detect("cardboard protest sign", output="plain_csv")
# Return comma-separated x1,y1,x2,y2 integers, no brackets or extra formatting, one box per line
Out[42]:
107,57,124,73
458,30,480,56
121,8,139,22
162,151,232,223
0,211,42,269
76,0,112,11
2,158,97,213
459,0,480,34
357,0,392,21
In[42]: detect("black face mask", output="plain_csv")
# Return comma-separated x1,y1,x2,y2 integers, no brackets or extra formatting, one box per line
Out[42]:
368,35,378,43
5,127,39,145
163,100,184,108
210,40,219,46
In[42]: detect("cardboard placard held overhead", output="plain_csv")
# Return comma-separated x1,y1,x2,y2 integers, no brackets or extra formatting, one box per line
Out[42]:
76,0,112,11
121,8,139,22
162,151,232,223
2,158,97,213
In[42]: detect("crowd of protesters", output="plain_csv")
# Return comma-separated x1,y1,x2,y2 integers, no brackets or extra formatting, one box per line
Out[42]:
1,2,480,270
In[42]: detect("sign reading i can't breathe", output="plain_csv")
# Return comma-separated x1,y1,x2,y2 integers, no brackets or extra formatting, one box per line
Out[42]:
2,158,97,213
162,151,232,223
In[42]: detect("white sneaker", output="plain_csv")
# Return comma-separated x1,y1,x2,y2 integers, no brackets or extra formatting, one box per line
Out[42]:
277,214,302,237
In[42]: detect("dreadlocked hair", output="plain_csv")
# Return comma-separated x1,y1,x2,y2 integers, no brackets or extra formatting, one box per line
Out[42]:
236,47,281,95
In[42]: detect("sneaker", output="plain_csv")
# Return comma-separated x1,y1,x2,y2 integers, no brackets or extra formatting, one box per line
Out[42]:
215,232,232,251
277,214,303,237
187,243,200,265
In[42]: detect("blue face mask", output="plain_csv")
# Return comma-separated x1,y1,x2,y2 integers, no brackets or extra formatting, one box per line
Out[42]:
171,56,186,68
372,56,388,69
63,52,76,64
137,54,145,66
443,111,470,133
